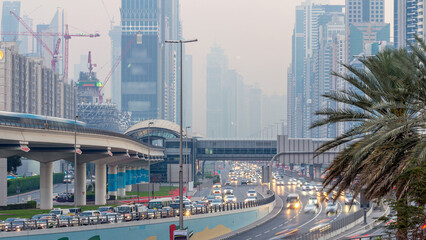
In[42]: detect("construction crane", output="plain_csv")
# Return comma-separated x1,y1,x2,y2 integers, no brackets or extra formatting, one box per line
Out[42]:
98,33,139,103
87,51,97,78
9,11,100,81
9,11,62,72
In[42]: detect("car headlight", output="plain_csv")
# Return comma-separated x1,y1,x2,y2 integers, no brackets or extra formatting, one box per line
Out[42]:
287,203,290,207
295,203,300,208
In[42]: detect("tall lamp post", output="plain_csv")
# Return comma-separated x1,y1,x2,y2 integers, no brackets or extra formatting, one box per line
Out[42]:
185,126,191,197
147,121,154,202
165,38,197,231
74,115,79,208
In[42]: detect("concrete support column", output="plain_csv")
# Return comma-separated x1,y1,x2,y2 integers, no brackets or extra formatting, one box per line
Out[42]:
314,164,322,180
309,165,314,180
136,167,141,183
40,162,53,209
0,158,7,206
290,163,294,176
75,162,87,206
125,168,132,191
131,167,136,185
95,162,107,205
108,165,117,197
117,166,126,197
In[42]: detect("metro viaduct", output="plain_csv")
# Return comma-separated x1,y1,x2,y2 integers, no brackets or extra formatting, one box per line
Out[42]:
0,124,164,209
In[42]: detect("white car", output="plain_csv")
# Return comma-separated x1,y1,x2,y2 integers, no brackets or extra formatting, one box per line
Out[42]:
288,178,298,185
304,203,319,214
224,195,237,203
344,194,356,205
211,199,223,207
325,201,338,215
308,197,319,207
247,189,257,197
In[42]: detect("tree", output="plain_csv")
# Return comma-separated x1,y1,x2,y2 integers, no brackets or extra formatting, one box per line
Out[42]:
311,38,426,239
7,155,22,174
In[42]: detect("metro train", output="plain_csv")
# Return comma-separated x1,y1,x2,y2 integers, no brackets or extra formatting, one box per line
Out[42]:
0,111,86,128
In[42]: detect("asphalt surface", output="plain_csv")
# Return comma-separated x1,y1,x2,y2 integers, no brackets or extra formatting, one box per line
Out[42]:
232,175,361,240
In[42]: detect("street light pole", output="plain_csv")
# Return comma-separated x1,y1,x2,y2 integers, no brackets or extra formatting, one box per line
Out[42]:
185,126,191,197
74,115,79,208
148,121,154,202
165,38,197,231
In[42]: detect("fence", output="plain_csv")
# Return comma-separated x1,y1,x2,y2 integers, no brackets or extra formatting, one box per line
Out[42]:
283,206,369,240
0,193,275,232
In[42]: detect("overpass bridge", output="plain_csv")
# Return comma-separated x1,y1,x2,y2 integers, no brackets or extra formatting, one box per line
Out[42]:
0,112,164,209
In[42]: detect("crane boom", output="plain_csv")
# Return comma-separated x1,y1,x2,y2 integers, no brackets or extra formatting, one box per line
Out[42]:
9,11,54,57
51,38,61,72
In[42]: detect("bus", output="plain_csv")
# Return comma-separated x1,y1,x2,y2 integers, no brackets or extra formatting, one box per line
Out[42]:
148,198,173,209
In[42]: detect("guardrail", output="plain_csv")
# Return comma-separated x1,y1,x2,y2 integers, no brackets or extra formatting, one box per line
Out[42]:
0,194,275,233
283,206,370,240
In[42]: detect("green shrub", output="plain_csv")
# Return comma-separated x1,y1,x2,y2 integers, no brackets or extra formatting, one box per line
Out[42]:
7,173,65,195
0,201,37,210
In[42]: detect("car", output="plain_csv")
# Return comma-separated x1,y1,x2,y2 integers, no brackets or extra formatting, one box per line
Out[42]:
213,183,222,189
204,195,215,204
247,179,253,184
50,208,69,216
173,196,190,204
288,178,298,185
102,212,123,223
325,201,338,215
241,180,248,185
231,177,238,181
276,178,285,185
5,219,31,231
212,188,221,195
98,206,115,213
224,195,237,203
224,181,231,186
211,199,223,207
344,194,356,205
63,175,72,183
247,189,257,197
57,215,78,227
80,210,101,225
308,197,319,207
69,208,82,216
147,209,160,219
304,203,319,214
244,197,257,202
224,188,234,195
251,178,257,183
214,194,222,200
0,221,7,231
286,194,301,209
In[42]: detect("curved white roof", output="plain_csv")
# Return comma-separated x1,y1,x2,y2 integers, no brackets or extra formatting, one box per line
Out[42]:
125,119,186,135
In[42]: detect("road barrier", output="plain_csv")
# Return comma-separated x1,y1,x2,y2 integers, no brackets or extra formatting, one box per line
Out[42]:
0,194,275,233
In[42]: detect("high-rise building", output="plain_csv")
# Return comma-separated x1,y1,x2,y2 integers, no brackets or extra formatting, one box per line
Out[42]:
36,24,49,57
0,41,76,118
287,1,345,138
183,54,193,132
1,1,20,42
346,0,387,62
206,46,228,138
394,0,425,48
120,0,181,123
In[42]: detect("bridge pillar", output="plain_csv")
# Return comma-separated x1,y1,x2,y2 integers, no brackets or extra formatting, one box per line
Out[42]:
289,163,294,176
132,167,137,185
314,164,322,180
117,166,126,197
108,165,117,198
309,165,314,180
125,168,132,191
137,167,142,183
40,162,53,209
0,158,6,206
95,162,107,205
75,162,87,206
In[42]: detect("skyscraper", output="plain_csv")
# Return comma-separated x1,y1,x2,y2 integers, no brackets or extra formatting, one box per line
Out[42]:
394,0,425,48
109,26,122,110
1,1,20,42
206,46,228,138
120,0,181,123
345,0,388,62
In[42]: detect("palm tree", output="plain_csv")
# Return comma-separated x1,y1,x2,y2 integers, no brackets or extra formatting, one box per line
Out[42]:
311,38,425,238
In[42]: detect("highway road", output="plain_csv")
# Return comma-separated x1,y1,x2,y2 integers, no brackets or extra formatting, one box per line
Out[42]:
232,174,360,240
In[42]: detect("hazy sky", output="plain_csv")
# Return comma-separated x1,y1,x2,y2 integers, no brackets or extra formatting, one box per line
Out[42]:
0,0,393,134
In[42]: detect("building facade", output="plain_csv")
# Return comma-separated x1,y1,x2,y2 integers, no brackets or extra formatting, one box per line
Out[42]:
394,0,425,48
0,41,76,119
1,1,20,42
120,0,182,124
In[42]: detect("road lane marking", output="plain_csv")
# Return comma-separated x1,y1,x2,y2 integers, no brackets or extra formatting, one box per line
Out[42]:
255,234,262,237
272,227,277,230
264,230,270,233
